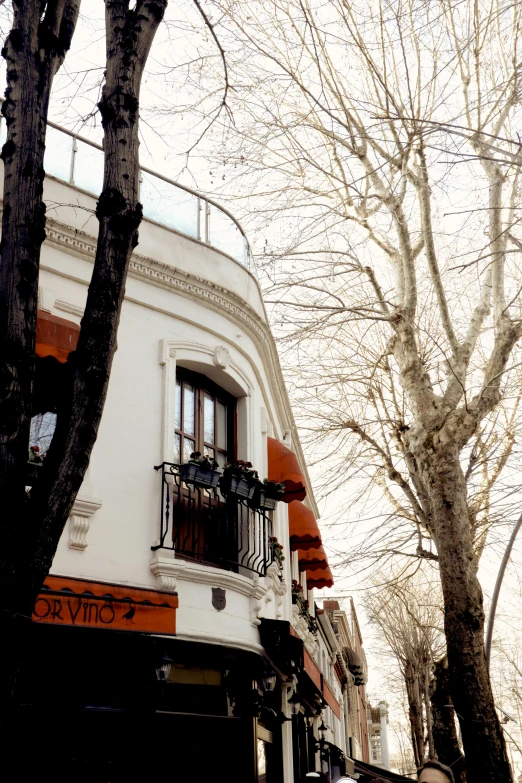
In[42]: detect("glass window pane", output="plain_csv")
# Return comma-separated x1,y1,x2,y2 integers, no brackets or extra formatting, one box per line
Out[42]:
29,412,57,456
183,437,195,463
257,739,267,783
216,451,227,469
205,447,215,460
173,433,181,464
73,139,104,195
204,392,214,444
141,172,199,238
183,384,195,436
44,126,74,182
217,402,227,449
174,379,181,431
208,205,246,266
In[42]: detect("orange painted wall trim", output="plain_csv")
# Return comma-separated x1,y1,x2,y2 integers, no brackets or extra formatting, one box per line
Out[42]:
323,679,341,719
304,647,322,690
32,575,178,635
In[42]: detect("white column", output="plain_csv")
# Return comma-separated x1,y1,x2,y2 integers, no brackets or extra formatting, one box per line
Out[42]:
281,683,294,783
379,700,390,770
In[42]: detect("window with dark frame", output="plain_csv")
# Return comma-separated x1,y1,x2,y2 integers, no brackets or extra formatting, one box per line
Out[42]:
174,367,236,468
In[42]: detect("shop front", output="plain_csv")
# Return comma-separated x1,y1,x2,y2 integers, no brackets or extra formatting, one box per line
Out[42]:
14,576,270,782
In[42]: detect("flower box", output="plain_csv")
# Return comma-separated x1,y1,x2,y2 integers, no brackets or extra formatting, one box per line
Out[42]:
251,486,280,511
220,473,256,500
179,462,221,489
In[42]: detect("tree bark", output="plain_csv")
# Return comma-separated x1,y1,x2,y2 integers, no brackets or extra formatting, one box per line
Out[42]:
423,662,435,761
0,0,167,717
422,443,512,783
0,0,81,710
405,660,425,768
430,657,466,783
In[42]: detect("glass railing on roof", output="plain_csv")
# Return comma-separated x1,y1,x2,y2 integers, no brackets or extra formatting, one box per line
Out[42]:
0,117,253,272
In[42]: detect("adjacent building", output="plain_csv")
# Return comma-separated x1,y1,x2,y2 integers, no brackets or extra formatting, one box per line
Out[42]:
367,697,392,770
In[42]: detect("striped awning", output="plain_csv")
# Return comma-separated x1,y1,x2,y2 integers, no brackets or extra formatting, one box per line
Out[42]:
288,500,321,551
267,437,306,502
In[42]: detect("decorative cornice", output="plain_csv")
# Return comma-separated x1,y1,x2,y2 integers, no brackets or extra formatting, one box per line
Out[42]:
174,629,264,655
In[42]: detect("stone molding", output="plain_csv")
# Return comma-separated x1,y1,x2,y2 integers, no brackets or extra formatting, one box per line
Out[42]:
150,549,269,627
292,604,319,660
175,628,264,656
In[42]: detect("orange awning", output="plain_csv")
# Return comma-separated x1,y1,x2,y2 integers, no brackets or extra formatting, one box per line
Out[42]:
306,566,334,590
288,500,321,551
267,436,306,502
298,544,328,572
36,310,80,363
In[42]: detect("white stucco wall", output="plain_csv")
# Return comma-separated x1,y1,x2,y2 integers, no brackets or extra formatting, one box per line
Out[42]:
10,162,315,656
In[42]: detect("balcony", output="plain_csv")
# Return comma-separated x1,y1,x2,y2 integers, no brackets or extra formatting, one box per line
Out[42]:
152,463,275,577
0,113,253,271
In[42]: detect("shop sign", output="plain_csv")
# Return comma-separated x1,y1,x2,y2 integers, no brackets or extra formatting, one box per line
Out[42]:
32,575,178,635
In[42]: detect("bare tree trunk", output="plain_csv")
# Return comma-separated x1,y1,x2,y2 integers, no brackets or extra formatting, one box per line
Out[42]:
423,662,435,760
431,658,466,783
0,0,167,718
405,661,425,768
0,0,81,711
424,445,512,782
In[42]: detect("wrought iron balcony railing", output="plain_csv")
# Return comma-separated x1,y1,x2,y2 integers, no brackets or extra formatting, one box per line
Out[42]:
152,463,275,577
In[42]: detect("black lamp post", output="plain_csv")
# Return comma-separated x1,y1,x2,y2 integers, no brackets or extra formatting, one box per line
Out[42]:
262,671,277,692
155,651,173,682
287,690,302,715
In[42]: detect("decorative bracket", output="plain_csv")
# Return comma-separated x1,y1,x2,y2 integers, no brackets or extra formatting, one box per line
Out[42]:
68,495,103,550
150,549,186,593
250,574,266,627
266,562,288,619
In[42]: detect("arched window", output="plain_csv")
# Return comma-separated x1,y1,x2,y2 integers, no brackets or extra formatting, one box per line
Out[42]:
174,367,235,467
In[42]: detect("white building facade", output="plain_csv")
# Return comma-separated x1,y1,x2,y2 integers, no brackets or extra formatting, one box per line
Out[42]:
10,119,354,782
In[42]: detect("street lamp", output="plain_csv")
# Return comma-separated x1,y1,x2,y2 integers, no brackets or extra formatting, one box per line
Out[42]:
485,510,522,668
318,719,328,737
287,690,302,715
262,671,277,692
155,651,173,681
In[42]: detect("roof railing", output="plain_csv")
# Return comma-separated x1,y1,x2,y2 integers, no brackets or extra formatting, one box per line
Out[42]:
0,115,254,273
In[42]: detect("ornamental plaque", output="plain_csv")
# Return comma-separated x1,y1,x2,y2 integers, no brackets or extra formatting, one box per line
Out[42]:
212,587,226,611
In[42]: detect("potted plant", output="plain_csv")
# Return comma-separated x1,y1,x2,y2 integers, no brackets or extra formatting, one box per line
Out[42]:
270,536,285,568
251,478,286,511
26,445,44,485
219,460,259,500
179,451,221,489
291,580,303,605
